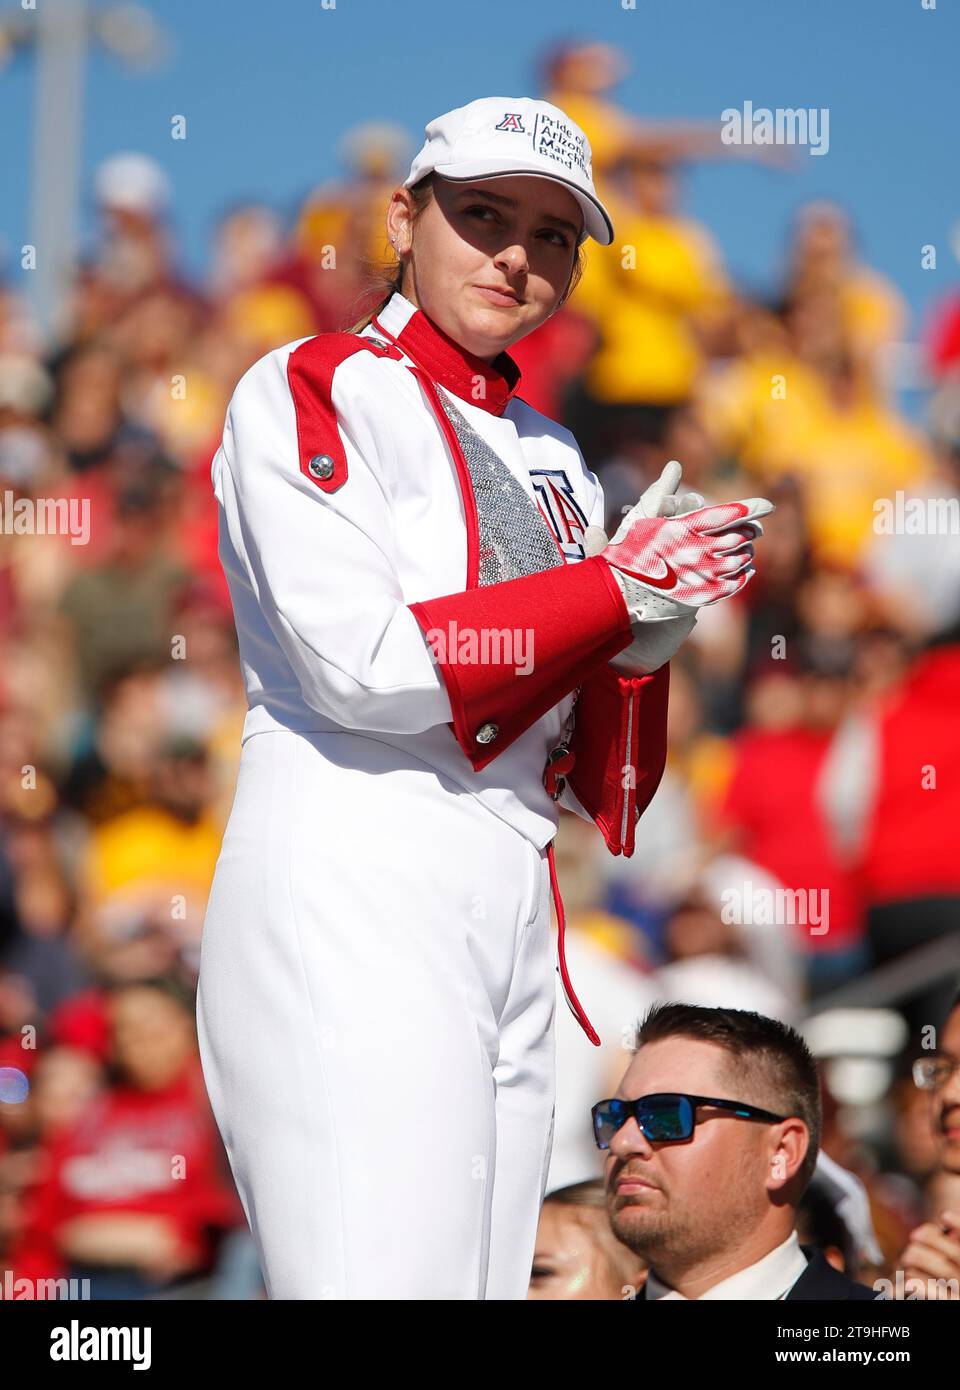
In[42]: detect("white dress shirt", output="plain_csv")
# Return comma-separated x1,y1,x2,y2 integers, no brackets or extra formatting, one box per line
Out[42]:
645,1231,810,1300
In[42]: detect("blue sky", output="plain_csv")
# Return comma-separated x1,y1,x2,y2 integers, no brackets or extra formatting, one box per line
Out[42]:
2,0,956,350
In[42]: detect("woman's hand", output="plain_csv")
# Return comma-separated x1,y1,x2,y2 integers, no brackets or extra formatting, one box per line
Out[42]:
59,1211,197,1280
896,1213,960,1298
602,495,773,609
585,461,720,675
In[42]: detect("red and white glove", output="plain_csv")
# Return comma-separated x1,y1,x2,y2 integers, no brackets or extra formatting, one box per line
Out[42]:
584,462,773,674
584,461,704,674
602,495,774,609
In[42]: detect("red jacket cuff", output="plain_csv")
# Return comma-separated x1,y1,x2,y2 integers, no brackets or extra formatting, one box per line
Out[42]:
410,555,633,771
566,661,669,855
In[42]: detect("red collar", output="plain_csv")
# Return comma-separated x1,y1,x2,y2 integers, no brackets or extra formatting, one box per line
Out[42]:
371,298,522,417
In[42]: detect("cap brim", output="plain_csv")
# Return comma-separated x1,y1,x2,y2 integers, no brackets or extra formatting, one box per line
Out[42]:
428,159,614,246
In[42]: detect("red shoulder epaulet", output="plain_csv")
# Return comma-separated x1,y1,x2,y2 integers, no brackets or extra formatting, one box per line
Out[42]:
286,332,403,494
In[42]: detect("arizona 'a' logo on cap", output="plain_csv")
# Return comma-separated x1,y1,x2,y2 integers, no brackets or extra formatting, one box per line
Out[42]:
495,113,526,133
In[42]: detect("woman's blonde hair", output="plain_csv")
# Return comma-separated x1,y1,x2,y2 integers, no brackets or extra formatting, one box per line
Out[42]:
345,173,586,335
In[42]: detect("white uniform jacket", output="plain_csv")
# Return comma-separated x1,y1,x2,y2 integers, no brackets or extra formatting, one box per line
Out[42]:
212,290,670,1039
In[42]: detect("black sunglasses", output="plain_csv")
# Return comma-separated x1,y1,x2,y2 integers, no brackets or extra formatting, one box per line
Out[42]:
591,1092,789,1150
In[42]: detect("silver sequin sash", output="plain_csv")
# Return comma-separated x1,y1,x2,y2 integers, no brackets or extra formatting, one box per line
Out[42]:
433,386,564,587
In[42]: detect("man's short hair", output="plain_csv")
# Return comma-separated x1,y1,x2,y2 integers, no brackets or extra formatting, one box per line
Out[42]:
636,1002,822,1189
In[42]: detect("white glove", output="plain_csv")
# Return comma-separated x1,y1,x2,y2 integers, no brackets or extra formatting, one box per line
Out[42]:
585,461,706,675
606,585,698,676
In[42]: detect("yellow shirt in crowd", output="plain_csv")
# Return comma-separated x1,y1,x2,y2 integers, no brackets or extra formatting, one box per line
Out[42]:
85,805,223,911
545,89,638,183
573,200,730,406
700,358,929,563
773,394,928,564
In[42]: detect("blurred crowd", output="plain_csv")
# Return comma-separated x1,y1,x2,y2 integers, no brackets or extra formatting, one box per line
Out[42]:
1,39,959,1299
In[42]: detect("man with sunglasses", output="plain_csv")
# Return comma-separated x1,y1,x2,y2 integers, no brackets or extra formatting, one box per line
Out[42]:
592,1003,876,1299
894,990,960,1297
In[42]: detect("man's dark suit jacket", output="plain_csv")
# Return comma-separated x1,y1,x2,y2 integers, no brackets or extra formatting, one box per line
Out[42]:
632,1247,878,1300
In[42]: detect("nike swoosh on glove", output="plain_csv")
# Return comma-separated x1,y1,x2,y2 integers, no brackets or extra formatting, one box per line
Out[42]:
601,497,775,609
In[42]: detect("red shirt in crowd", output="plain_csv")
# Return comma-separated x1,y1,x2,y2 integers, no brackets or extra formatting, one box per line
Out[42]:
9,1057,242,1288
718,725,864,950
860,645,960,905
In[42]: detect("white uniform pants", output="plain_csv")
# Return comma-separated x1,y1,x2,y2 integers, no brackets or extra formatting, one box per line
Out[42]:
196,730,557,1299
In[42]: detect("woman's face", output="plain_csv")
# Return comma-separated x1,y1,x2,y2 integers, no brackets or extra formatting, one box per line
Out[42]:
388,174,582,361
528,1201,645,1300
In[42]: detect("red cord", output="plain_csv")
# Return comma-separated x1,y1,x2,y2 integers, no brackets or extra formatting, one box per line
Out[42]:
547,841,601,1047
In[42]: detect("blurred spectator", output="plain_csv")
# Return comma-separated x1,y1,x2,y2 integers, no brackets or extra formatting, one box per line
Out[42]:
796,1174,861,1278
652,888,796,1020
208,205,285,303
782,202,906,383
564,146,730,466
282,121,414,336
47,344,125,474
822,635,960,1031
542,38,792,198
7,978,242,1298
529,1179,644,1299
80,737,223,977
90,153,175,302
542,40,638,187
926,256,960,384
0,819,91,1015
712,656,867,993
795,1150,886,1286
893,993,960,1297
59,666,171,826
861,438,960,639
57,482,188,705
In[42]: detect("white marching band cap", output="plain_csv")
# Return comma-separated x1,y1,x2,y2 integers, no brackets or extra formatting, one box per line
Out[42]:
404,96,615,247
